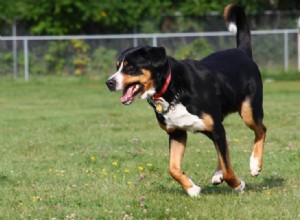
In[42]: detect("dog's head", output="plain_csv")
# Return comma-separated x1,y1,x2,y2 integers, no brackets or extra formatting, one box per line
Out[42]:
106,46,168,105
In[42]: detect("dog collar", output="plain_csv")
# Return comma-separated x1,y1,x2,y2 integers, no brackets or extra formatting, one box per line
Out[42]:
146,70,182,114
153,70,171,100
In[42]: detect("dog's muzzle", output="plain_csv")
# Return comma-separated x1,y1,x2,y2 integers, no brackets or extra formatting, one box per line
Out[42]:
106,78,116,91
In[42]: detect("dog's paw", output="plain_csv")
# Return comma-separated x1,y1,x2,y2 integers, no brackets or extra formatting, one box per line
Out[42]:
250,154,261,176
211,170,223,185
187,179,201,197
234,179,246,193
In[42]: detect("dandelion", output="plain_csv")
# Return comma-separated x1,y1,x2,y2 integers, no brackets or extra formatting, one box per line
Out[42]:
32,196,42,202
112,161,118,167
147,163,152,167
138,166,144,171
127,181,132,185
124,169,130,173
101,168,107,175
91,156,96,162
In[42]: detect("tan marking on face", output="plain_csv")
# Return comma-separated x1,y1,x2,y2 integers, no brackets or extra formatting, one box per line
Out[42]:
116,61,120,68
122,69,154,93
201,113,214,132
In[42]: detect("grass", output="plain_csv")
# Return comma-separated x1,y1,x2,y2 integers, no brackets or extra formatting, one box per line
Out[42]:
0,77,299,219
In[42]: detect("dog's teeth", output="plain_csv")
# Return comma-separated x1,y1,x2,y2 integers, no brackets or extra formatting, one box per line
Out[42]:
133,85,138,93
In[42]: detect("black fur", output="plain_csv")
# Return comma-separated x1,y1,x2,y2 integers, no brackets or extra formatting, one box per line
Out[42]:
106,4,266,193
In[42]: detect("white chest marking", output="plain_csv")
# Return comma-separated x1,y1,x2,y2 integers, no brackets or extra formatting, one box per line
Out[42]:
163,103,205,132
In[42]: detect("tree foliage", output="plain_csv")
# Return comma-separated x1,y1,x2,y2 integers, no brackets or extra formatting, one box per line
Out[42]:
0,0,299,35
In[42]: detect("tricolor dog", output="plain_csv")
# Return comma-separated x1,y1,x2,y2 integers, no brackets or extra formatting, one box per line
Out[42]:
106,4,266,196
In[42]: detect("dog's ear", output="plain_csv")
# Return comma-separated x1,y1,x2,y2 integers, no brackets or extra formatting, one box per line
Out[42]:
143,46,167,70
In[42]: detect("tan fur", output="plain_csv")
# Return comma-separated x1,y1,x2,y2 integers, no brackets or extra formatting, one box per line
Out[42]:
223,3,235,23
169,132,193,191
122,69,154,93
201,113,214,132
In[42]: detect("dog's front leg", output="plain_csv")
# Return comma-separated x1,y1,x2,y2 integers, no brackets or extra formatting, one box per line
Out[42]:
169,130,201,197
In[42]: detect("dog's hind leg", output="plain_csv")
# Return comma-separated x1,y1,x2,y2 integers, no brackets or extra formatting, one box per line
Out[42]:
206,124,245,192
169,130,201,197
240,97,267,176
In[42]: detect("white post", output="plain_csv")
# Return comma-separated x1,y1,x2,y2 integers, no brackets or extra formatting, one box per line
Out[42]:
23,39,29,81
12,19,18,79
284,31,288,72
152,35,157,47
298,18,300,72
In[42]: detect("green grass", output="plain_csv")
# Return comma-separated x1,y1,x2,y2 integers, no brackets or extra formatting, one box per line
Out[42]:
0,77,299,219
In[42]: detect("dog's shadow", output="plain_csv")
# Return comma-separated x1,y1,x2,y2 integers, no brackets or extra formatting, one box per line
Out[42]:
203,176,285,195
157,176,284,196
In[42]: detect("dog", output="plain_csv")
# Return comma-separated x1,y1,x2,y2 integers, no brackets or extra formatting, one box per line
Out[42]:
106,4,266,197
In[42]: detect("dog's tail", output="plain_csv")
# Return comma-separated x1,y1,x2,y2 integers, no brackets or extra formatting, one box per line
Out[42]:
224,4,252,58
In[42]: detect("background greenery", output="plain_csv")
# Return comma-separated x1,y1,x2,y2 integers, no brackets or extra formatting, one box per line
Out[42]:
1,0,300,35
0,77,299,219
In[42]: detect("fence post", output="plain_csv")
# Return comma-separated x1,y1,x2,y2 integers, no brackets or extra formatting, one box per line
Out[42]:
152,35,157,47
23,39,29,81
133,35,138,47
298,18,300,73
12,19,18,79
284,31,288,72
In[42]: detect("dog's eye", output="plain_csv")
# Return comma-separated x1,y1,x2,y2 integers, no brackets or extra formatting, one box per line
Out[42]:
127,65,134,71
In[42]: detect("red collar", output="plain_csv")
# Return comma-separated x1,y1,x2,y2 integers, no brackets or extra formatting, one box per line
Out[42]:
153,70,171,100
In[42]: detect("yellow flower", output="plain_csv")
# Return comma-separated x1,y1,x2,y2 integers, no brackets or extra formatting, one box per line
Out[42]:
147,163,153,167
112,161,118,167
32,196,42,202
101,168,107,175
124,169,130,173
138,166,144,171
91,156,96,162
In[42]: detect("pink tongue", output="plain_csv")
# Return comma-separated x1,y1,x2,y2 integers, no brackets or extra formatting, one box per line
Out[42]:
120,85,135,103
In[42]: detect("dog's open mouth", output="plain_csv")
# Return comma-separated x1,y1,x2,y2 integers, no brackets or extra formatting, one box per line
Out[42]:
120,83,143,105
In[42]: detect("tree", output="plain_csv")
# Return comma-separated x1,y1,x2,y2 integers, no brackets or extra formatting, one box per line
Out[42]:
0,0,299,35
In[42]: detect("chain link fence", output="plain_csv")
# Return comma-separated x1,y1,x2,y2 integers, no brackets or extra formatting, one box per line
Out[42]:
0,29,298,80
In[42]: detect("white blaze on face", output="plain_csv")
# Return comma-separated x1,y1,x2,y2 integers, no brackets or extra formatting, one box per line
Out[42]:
108,61,124,91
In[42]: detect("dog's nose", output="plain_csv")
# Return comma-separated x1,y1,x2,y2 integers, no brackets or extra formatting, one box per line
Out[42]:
106,78,116,91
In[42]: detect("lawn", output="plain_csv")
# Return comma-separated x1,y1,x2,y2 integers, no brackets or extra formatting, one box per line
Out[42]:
0,77,299,219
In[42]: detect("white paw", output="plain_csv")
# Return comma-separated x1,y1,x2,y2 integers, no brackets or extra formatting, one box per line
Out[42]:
234,179,246,193
250,153,261,176
211,170,223,185
187,179,201,197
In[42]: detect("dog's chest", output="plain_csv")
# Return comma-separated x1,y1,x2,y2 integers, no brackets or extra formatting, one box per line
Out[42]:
161,103,205,132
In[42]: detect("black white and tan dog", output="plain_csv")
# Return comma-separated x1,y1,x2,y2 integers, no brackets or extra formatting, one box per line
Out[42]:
106,4,266,196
